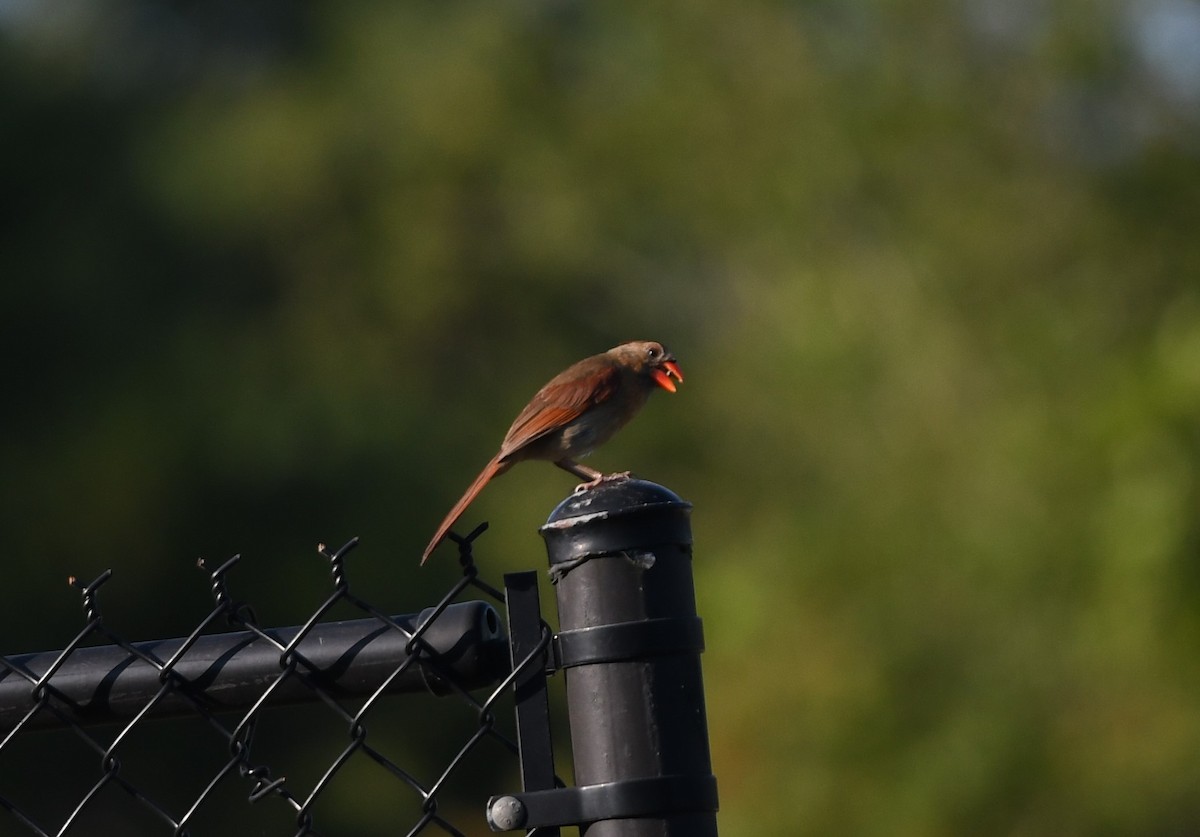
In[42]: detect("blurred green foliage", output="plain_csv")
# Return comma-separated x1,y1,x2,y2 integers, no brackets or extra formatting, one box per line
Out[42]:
3,1,1200,834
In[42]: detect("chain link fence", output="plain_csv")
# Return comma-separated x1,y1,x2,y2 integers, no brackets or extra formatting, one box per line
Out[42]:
0,529,538,837
0,480,718,837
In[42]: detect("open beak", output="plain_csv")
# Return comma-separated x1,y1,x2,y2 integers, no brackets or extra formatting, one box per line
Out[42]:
651,359,684,393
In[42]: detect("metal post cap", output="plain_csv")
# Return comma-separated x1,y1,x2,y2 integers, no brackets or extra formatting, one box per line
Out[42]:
539,478,693,566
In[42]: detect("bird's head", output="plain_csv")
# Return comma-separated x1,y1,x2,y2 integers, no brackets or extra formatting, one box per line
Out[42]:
612,340,684,393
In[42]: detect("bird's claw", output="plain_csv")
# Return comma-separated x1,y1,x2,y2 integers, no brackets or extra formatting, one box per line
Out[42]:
573,471,633,493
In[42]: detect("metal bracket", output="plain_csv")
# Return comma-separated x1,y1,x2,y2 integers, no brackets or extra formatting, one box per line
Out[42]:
551,616,705,670
487,774,719,831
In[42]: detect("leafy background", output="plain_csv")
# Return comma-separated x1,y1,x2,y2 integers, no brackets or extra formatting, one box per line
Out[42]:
3,1,1200,835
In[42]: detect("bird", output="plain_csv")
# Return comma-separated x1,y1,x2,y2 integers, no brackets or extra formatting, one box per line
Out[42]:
421,340,683,564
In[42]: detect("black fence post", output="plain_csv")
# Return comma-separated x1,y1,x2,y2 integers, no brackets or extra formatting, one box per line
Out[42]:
543,478,718,837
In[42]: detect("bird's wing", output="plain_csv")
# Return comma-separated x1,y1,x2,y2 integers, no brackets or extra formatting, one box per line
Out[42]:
498,362,620,458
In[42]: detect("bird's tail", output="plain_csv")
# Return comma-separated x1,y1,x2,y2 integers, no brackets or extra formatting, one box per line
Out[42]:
421,455,509,564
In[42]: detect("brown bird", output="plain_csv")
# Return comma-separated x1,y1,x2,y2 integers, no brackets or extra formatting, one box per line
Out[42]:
421,340,684,564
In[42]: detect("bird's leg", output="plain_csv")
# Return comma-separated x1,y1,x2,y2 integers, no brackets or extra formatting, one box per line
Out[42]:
556,458,602,482
555,459,632,492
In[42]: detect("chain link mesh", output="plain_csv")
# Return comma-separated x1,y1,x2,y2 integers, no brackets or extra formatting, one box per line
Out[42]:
0,530,548,837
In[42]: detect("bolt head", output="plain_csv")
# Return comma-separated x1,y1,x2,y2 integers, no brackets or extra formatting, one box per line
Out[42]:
488,795,526,830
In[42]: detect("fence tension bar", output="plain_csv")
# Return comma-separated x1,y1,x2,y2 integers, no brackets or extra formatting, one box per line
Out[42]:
501,571,560,837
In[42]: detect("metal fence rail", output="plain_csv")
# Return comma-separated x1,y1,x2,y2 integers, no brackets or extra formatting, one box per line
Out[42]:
0,481,718,836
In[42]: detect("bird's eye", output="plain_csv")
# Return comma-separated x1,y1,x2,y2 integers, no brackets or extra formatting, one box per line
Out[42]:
646,346,659,359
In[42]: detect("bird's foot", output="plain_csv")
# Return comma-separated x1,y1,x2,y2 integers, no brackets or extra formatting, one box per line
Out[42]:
573,471,633,493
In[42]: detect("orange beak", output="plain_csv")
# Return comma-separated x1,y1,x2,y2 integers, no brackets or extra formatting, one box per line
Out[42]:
651,359,684,393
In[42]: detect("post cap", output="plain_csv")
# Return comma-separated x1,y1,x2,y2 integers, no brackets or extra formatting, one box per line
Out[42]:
539,478,692,565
